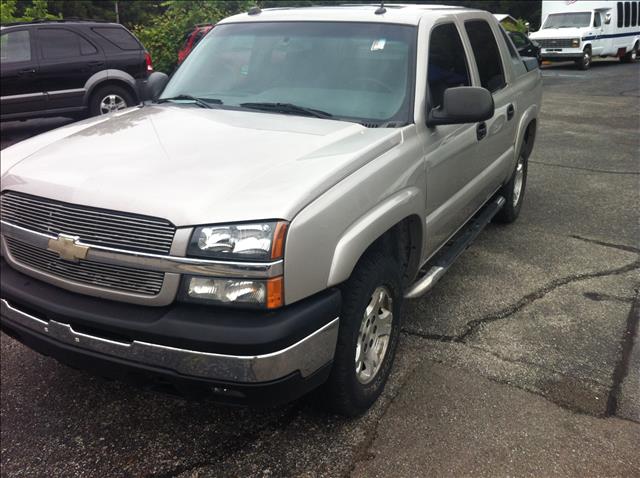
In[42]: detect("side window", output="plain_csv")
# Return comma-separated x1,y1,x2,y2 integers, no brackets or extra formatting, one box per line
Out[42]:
510,32,527,48
464,20,506,93
39,29,97,59
500,28,527,77
92,27,140,50
594,12,601,27
633,2,638,26
618,2,624,27
0,30,31,63
427,23,470,109
625,2,631,26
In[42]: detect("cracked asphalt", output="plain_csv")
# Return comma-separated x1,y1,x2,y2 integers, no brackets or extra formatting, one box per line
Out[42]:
1,59,639,477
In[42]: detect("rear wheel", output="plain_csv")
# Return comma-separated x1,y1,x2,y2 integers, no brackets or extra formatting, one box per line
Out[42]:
494,150,528,224
576,46,592,70
621,42,638,63
89,85,135,117
322,252,403,416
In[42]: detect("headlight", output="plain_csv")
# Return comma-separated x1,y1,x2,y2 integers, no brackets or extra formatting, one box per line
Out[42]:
181,276,284,309
571,38,580,47
188,221,287,261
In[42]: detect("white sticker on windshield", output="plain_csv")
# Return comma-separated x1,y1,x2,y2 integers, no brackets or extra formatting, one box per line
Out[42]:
371,38,386,51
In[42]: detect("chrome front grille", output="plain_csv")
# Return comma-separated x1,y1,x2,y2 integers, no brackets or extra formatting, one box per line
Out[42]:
5,236,165,296
538,38,574,49
0,191,175,254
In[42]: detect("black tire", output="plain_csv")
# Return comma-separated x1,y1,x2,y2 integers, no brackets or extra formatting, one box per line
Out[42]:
322,252,403,417
576,46,592,70
494,149,529,224
621,42,638,63
89,84,135,117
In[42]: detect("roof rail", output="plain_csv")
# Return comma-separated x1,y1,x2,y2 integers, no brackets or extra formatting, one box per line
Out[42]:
1,17,112,27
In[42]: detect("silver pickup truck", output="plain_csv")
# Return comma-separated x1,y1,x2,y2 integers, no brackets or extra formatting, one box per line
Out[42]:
0,4,542,416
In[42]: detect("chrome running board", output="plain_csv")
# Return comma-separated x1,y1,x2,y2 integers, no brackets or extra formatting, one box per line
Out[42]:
404,196,505,299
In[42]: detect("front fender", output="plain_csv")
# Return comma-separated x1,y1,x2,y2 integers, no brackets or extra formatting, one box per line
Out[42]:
327,187,422,285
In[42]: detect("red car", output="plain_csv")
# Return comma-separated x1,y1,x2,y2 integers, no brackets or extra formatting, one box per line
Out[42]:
178,23,214,64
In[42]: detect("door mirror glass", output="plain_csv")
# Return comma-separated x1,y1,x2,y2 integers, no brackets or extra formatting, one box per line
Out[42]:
146,71,169,101
427,86,494,127
605,12,612,24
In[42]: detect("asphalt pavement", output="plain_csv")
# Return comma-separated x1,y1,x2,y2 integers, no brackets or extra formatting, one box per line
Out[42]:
1,59,639,477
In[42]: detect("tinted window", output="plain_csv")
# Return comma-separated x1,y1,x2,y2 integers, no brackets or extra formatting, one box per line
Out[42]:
464,20,506,93
93,27,140,50
625,2,631,26
509,32,527,48
427,23,470,109
40,29,97,59
594,12,601,27
618,2,624,27
633,2,638,26
0,30,31,63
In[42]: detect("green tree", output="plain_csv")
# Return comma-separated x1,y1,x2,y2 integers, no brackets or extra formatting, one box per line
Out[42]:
1,0,61,22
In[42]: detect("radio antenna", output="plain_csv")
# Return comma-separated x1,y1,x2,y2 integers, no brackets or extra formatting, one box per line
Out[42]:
375,1,386,15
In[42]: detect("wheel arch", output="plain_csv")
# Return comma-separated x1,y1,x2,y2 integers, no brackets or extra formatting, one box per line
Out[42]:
83,69,139,106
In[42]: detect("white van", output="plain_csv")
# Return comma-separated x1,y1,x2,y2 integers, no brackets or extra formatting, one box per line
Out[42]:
530,0,640,69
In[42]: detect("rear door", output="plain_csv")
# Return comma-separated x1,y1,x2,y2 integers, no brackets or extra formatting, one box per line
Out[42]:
462,17,517,197
0,27,45,116
36,26,105,111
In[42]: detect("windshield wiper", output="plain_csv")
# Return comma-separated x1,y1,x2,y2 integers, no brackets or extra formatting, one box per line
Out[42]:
157,95,223,109
239,102,333,119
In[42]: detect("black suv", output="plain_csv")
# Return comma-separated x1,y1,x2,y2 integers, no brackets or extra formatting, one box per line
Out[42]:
0,20,153,121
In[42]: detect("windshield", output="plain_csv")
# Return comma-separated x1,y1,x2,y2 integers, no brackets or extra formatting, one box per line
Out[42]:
161,22,416,125
542,12,592,28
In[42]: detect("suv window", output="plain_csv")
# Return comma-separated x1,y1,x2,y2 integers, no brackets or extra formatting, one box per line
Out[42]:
427,23,470,109
93,27,140,50
509,32,527,49
0,30,31,63
464,20,506,93
40,28,97,59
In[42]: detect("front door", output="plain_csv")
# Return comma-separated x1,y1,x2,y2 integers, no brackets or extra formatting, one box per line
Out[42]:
0,28,45,117
423,21,481,256
35,27,105,111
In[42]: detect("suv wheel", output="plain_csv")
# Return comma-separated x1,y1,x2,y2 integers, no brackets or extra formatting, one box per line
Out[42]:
576,47,591,70
90,85,135,116
322,252,402,416
621,42,638,63
495,149,529,224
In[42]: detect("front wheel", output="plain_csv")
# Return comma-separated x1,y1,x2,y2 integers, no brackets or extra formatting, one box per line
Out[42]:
322,252,403,416
576,47,592,70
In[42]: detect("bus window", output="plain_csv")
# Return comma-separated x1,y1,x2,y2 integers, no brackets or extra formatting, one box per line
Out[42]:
625,2,631,26
633,1,638,26
618,2,623,27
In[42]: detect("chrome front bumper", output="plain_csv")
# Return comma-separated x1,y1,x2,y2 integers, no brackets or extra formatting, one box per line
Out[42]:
0,298,339,383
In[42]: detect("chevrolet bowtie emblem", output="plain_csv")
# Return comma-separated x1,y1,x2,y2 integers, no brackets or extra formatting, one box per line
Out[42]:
47,234,89,262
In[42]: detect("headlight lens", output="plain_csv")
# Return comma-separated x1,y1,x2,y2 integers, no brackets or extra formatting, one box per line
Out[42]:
188,221,287,261
182,276,284,309
571,38,580,47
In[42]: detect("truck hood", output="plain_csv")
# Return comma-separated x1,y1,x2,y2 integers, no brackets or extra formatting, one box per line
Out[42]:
1,105,402,226
530,27,586,40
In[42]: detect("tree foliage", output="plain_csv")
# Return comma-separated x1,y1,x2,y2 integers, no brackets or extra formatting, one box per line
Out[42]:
1,0,61,22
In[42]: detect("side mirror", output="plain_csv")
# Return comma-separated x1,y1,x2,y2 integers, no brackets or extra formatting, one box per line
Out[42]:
604,12,611,24
427,87,494,127
146,72,169,101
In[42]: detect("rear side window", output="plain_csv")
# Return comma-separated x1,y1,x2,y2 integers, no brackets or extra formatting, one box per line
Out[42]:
0,30,31,63
39,29,98,59
618,2,624,27
501,29,527,77
93,27,140,50
625,2,631,26
464,20,506,93
509,32,527,48
632,2,638,26
427,23,470,109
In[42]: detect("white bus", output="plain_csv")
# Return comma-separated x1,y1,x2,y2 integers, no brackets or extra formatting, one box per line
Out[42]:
530,0,640,69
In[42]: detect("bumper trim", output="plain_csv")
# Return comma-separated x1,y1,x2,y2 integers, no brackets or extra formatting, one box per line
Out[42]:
0,298,339,383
